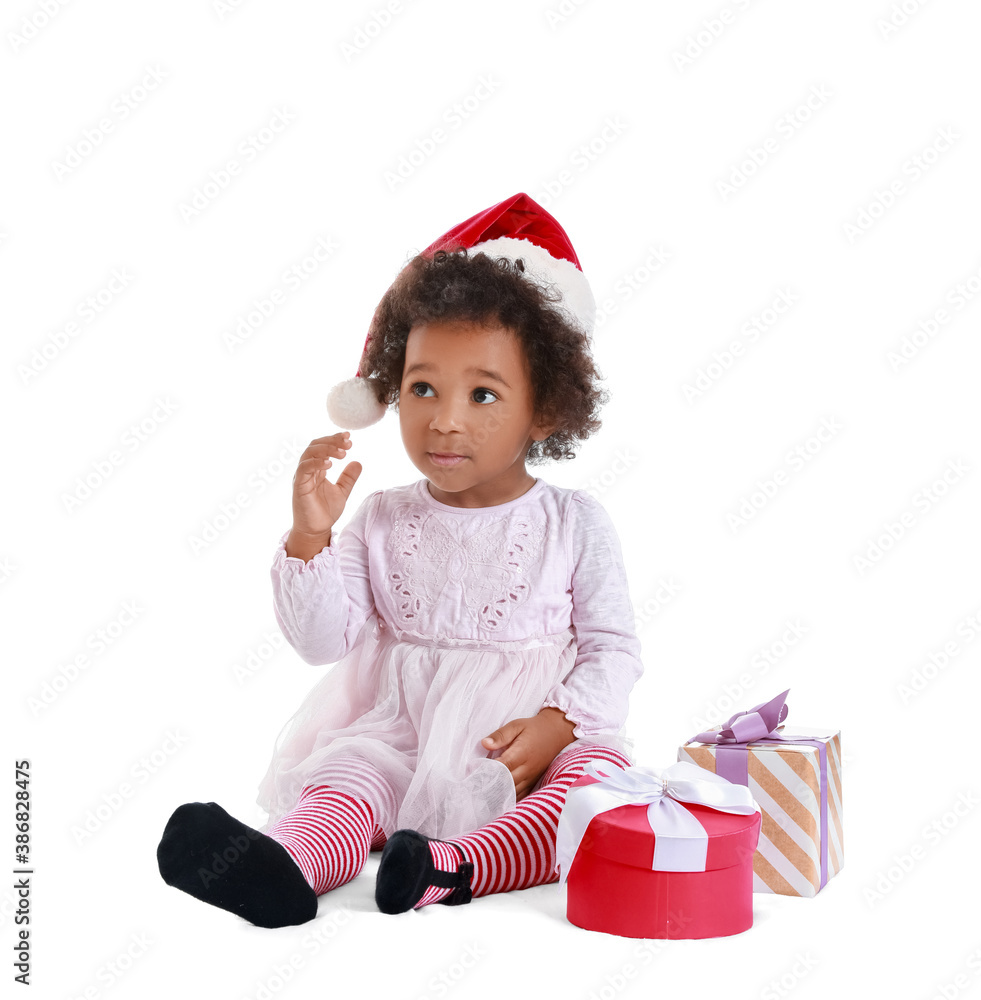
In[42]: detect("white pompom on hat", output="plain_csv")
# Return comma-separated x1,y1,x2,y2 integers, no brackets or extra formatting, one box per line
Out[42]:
326,192,595,430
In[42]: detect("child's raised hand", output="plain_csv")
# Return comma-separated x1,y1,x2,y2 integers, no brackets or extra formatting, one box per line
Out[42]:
291,433,362,539
482,708,577,800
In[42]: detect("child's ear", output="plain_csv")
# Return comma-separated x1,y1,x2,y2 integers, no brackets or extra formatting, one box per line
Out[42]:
532,416,559,441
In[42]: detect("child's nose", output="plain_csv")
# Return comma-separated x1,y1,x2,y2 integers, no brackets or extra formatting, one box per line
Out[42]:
428,397,468,431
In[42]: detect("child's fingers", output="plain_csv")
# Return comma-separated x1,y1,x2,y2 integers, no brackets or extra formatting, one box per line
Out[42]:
297,435,353,468
295,449,356,477
482,718,524,748
493,749,520,776
304,433,352,454
333,461,363,498
508,762,537,799
318,440,352,461
294,456,336,484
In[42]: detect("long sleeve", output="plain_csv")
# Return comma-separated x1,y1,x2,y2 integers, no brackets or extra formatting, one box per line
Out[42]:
269,491,380,665
542,491,644,737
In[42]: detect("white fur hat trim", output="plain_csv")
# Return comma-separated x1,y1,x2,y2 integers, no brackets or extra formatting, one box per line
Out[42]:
469,236,596,336
326,376,386,430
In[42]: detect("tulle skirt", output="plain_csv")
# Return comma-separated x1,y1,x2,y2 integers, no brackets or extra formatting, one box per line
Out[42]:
256,615,630,840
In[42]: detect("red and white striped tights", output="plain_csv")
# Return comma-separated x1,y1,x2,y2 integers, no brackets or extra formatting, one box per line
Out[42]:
265,743,631,905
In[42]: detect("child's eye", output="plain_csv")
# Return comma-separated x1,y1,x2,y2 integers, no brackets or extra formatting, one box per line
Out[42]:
409,383,498,404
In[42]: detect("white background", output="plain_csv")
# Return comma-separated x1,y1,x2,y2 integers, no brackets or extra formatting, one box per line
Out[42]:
3,0,980,998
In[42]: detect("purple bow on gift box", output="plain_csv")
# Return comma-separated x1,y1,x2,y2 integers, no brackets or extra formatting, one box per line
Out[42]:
693,688,790,748
688,688,832,888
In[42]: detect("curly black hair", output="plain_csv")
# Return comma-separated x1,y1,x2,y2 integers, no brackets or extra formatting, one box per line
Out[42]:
359,248,610,464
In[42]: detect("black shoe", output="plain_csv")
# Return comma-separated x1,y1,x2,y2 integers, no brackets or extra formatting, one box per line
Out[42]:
374,829,474,914
157,801,318,928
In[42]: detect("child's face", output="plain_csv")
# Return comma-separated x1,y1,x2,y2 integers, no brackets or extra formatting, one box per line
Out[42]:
398,319,555,508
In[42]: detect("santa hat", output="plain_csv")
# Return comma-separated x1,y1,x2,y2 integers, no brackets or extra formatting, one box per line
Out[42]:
325,192,595,430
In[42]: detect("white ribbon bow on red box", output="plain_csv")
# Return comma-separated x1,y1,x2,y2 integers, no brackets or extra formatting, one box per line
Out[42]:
555,760,760,883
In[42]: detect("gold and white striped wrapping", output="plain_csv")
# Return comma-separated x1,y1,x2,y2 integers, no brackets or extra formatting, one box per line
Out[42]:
678,728,843,897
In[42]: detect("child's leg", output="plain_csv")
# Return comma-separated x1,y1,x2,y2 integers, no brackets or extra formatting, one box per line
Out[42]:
158,758,395,927
263,784,374,894
375,743,631,913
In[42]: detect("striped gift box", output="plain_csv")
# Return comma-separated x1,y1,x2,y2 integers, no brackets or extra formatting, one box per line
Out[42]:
678,727,843,897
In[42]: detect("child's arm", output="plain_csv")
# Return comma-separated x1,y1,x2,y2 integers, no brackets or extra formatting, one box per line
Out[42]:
481,494,644,797
540,492,644,738
272,509,376,665
271,436,378,664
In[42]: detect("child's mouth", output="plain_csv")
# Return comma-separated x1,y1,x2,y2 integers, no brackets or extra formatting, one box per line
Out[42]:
428,453,468,467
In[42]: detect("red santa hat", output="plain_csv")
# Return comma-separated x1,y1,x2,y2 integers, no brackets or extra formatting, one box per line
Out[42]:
326,192,595,430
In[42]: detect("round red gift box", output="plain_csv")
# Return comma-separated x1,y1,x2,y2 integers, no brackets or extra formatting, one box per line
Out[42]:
565,795,762,939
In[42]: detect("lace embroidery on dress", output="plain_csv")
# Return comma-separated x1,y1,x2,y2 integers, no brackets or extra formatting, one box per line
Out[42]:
388,502,548,633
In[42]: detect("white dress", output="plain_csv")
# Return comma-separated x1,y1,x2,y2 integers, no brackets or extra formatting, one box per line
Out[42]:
257,477,644,840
